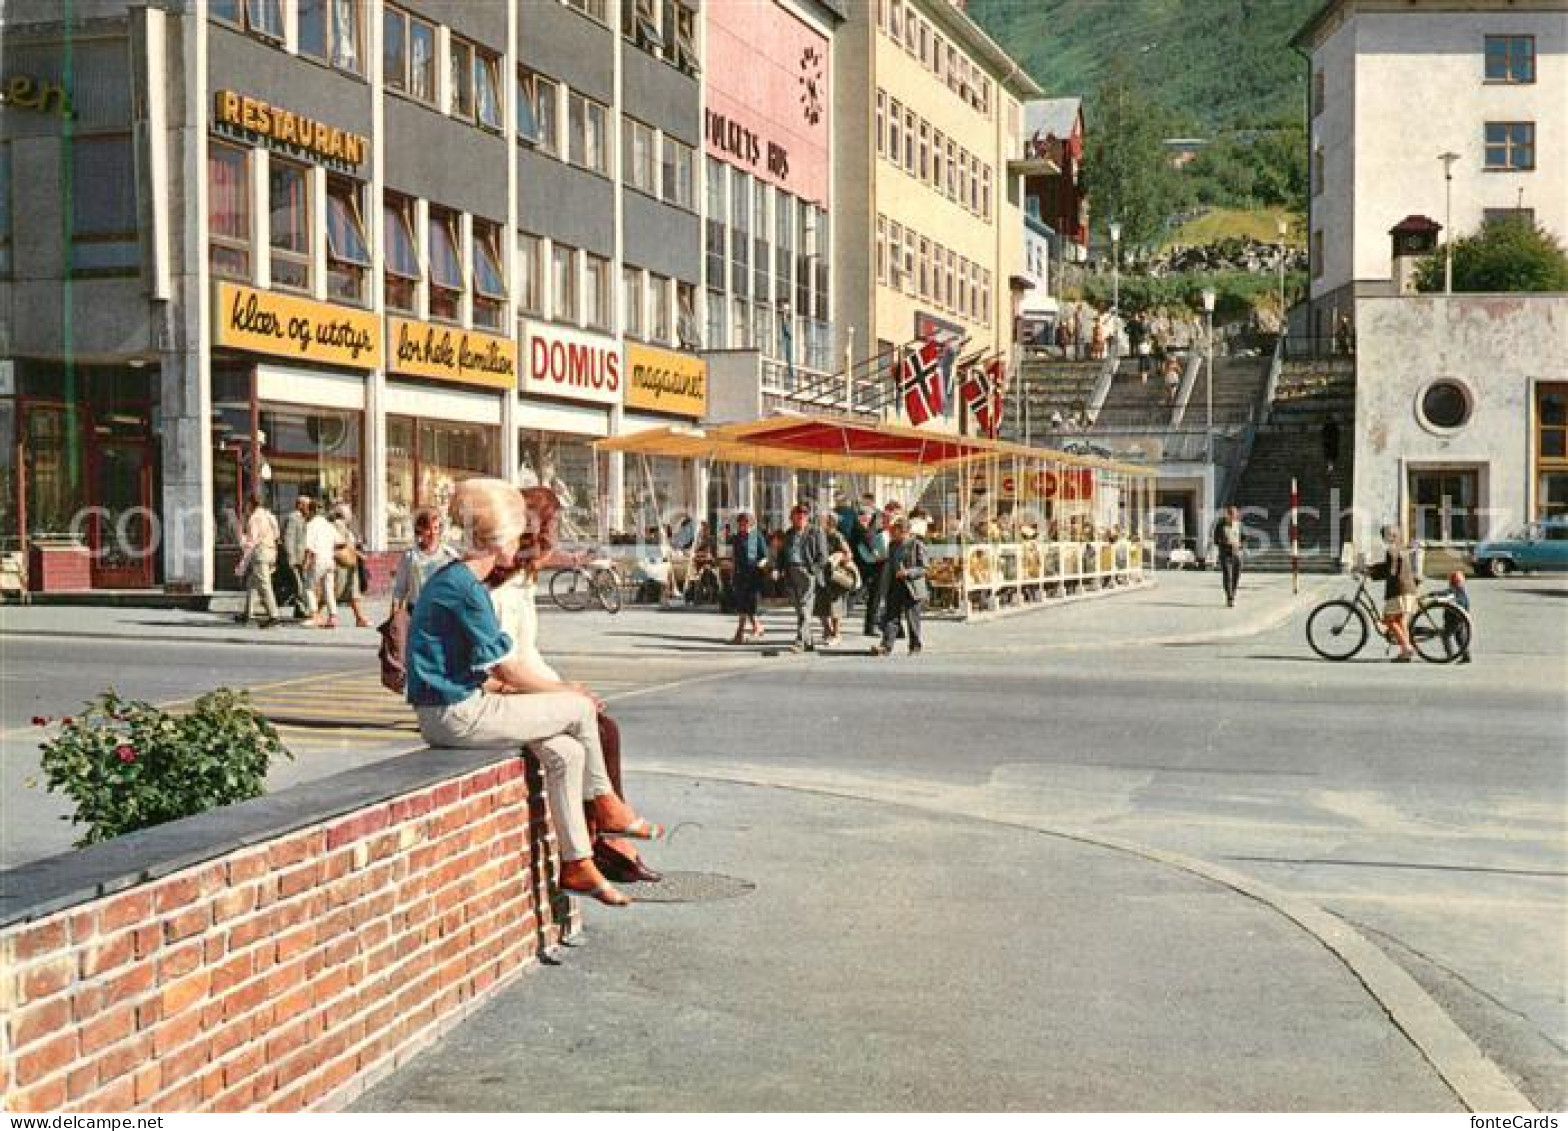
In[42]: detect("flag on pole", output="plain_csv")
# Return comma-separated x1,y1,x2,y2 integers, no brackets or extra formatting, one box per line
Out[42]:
899,338,946,425
960,353,1009,438
985,353,1008,438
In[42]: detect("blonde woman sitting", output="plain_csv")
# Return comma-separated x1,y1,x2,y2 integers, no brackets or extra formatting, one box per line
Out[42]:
405,479,661,907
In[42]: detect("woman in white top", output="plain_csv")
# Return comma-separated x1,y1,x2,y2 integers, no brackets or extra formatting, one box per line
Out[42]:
391,507,457,614
485,486,661,885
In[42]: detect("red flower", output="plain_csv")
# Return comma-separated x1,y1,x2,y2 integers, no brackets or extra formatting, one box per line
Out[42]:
31,716,48,726
115,745,137,764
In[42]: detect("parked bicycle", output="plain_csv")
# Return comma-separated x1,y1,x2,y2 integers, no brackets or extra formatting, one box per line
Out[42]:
548,552,624,613
1305,571,1471,662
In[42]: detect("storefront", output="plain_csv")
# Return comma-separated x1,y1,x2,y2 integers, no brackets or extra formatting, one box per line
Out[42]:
622,342,710,538
517,319,620,542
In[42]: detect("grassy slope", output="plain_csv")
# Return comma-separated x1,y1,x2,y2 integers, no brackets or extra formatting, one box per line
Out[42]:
1166,206,1305,247
966,0,1319,130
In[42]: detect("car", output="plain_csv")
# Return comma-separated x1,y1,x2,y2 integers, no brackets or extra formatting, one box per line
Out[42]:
1470,518,1568,577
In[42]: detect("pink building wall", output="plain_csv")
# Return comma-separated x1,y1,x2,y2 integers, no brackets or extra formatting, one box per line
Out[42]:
705,0,830,208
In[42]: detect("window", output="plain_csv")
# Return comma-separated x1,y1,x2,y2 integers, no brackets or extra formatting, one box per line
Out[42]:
584,253,612,331
876,90,886,158
552,243,578,323
1311,229,1323,279
982,164,992,219
622,265,644,337
982,268,991,324
472,220,507,329
1484,207,1535,227
1484,122,1534,170
933,32,945,81
918,236,929,300
517,233,543,317
889,0,902,41
569,92,609,175
731,166,750,297
705,156,726,287
427,206,463,321
1409,469,1479,543
706,288,725,349
933,129,944,191
408,16,436,102
945,248,955,309
268,159,311,292
887,220,903,288
1312,147,1324,197
566,0,609,22
1538,384,1568,518
325,175,371,305
888,99,902,166
946,138,957,198
298,0,362,74
668,0,700,73
902,228,915,298
932,241,945,309
918,120,929,182
208,142,251,279
753,179,770,303
1420,380,1471,431
876,215,887,283
903,107,915,174
1312,70,1325,116
449,38,475,120
677,282,699,349
212,0,283,41
518,70,558,153
774,189,792,303
625,118,658,194
662,136,695,209
649,274,671,344
917,18,929,67
71,135,139,274
383,6,409,93
474,48,503,132
625,0,664,52
386,416,499,545
1485,35,1534,83
383,192,420,312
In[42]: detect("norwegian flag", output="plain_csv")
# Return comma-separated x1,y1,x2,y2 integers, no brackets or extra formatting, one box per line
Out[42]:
899,338,946,425
961,354,1009,438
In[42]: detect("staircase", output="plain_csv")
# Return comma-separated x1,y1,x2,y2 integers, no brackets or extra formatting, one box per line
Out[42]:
1233,358,1356,570
1005,359,1103,441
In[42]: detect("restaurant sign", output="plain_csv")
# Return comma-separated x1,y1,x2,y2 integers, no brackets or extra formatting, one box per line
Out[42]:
625,344,707,418
971,467,1095,502
213,90,367,170
214,282,381,370
388,317,517,390
519,322,622,407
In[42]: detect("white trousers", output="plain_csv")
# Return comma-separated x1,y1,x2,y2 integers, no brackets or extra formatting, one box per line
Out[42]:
416,690,613,861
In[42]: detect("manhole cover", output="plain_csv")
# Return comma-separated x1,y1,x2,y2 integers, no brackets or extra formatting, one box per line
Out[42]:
614,870,755,904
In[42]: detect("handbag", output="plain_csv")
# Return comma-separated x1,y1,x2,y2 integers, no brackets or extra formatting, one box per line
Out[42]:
334,543,358,569
829,563,858,593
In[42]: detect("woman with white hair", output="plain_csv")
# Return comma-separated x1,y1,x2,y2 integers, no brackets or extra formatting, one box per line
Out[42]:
405,479,661,906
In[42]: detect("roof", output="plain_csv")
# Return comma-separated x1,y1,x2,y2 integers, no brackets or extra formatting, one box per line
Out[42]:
595,413,1153,479
1389,214,1442,234
927,2,1045,99
1024,98,1081,141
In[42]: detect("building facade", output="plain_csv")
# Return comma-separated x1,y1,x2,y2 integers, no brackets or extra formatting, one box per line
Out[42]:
833,0,1040,432
1021,96,1087,269
1295,0,1568,338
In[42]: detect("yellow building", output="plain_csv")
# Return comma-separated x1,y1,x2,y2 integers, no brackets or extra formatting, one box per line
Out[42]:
834,0,1041,430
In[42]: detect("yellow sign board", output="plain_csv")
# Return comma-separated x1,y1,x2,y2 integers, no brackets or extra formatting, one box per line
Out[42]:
625,343,708,418
214,282,381,370
213,90,367,168
388,318,518,390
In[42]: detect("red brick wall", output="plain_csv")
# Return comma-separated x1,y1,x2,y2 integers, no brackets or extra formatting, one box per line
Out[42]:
1,757,576,1113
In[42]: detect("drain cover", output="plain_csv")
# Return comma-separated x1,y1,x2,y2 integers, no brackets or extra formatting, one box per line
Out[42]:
613,870,755,904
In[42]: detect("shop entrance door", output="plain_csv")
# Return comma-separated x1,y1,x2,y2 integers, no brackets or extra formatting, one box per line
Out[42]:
89,439,156,588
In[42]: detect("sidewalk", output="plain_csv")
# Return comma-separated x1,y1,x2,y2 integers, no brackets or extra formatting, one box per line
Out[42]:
351,771,1463,1112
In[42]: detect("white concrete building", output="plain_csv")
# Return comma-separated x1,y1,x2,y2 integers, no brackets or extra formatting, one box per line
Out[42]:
1295,0,1568,340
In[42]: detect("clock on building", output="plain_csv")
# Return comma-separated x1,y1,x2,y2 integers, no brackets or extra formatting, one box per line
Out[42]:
798,45,823,126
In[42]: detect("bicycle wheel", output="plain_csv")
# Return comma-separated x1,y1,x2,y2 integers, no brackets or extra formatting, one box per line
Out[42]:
1409,601,1471,664
591,568,622,613
1306,599,1369,661
549,568,590,612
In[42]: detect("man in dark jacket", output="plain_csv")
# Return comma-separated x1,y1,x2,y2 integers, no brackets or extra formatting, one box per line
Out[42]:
775,504,829,651
1212,504,1244,607
872,518,928,655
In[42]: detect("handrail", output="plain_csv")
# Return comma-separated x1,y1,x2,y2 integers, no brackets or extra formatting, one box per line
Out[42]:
1170,351,1202,428
1085,351,1121,422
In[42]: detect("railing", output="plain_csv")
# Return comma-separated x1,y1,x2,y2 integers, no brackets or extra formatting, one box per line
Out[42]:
1281,334,1355,361
760,356,884,417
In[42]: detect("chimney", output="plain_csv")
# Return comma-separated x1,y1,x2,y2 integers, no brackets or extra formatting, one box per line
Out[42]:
1389,215,1442,295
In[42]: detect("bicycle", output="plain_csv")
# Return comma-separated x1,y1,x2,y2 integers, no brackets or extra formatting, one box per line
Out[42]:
1305,571,1472,663
548,553,624,614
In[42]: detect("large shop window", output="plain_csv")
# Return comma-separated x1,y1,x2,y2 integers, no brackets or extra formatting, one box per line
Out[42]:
428,206,464,322
208,142,251,280
259,404,363,528
552,243,578,324
326,176,371,305
518,232,544,317
472,220,508,329
384,193,421,312
385,416,499,544
268,159,312,292
519,431,603,542
1538,383,1568,519
384,5,437,104
568,93,609,175
299,0,363,75
71,135,139,275
585,253,612,332
210,0,283,43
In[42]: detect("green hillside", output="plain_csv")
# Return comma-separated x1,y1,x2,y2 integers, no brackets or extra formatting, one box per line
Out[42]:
966,0,1319,130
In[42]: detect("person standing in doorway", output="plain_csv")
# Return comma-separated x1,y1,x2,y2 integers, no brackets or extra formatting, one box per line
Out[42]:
281,495,312,619
1213,504,1244,607
240,495,281,628
774,503,828,652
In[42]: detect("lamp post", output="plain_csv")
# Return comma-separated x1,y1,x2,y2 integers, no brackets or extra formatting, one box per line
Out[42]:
1108,220,1122,313
1438,150,1460,295
1276,217,1289,333
1201,287,1216,466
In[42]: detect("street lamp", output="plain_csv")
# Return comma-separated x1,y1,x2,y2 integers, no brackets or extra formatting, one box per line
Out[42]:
1276,217,1289,333
1108,220,1122,313
1438,150,1460,295
1201,287,1216,466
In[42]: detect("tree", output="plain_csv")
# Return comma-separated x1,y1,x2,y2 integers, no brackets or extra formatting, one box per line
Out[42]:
1081,61,1180,252
1416,216,1568,293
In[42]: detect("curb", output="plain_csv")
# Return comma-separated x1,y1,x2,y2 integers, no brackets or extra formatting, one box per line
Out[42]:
627,761,1534,1114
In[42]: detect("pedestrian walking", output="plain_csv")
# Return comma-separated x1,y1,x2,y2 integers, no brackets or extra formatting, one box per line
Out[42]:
815,513,857,646
727,511,769,644
302,502,340,626
871,518,928,656
1212,504,1244,607
405,478,663,907
1090,314,1107,360
1367,524,1417,662
239,495,281,627
1074,309,1091,361
330,503,372,628
1162,356,1182,406
281,495,311,618
391,506,457,614
1443,570,1473,664
773,503,828,651
1055,317,1072,360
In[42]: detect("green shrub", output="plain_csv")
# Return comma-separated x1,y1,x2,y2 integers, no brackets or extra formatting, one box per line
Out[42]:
1072,269,1307,321
34,689,292,846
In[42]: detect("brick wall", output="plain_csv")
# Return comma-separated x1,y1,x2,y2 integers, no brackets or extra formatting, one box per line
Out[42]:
1,756,576,1113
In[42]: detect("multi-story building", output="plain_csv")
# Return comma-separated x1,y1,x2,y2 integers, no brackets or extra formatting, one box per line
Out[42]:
833,0,1041,432
1021,96,1087,268
0,0,712,594
1295,0,1568,338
